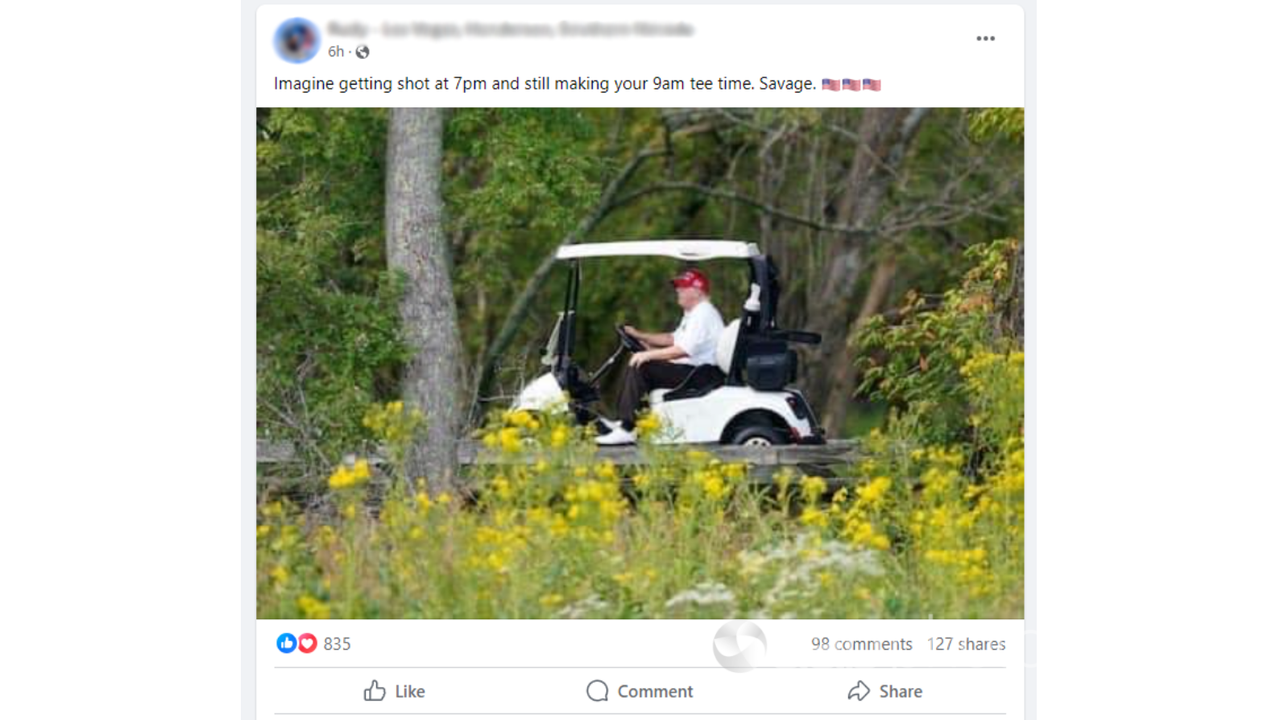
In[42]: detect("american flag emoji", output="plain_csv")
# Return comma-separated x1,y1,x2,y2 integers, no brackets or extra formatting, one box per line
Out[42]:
822,78,840,92
843,78,860,91
868,79,882,91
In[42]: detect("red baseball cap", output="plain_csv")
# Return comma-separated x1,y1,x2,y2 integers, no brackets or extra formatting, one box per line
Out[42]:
671,268,710,293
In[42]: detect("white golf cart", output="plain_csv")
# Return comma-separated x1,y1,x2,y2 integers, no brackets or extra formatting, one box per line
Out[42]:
513,240,825,446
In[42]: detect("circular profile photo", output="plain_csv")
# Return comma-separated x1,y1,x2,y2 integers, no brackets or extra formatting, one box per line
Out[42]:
275,18,320,64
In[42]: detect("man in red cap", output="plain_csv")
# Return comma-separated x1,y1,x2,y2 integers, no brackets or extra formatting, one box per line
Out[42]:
597,267,726,445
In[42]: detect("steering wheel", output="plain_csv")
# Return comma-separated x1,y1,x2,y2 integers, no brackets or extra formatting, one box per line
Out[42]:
615,325,646,353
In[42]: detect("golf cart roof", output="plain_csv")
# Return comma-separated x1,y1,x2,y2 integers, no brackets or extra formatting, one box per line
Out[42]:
556,240,762,262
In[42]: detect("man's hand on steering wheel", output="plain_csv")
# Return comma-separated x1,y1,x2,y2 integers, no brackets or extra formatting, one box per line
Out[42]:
615,324,646,353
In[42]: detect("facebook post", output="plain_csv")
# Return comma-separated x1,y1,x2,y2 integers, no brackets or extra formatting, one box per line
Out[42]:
251,3,1029,718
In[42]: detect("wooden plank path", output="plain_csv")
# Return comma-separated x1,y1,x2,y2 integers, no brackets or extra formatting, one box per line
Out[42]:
462,440,860,466
257,439,861,468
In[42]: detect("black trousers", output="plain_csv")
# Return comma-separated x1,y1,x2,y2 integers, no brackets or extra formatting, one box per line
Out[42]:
617,360,695,429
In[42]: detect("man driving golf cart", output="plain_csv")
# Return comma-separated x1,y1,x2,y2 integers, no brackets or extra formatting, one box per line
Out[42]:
512,240,825,447
596,268,725,446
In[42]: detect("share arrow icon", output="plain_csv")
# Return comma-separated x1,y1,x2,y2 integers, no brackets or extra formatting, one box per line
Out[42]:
848,680,871,701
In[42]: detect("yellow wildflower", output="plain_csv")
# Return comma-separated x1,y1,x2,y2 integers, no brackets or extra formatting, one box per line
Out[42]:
297,594,331,619
492,475,513,501
549,514,569,537
328,458,372,489
415,492,433,513
857,476,892,506
700,471,727,500
550,426,569,448
499,427,522,453
635,412,661,436
801,475,826,503
800,507,829,528
504,410,533,428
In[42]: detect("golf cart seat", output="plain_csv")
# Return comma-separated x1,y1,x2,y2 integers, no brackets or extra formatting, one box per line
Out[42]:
648,320,740,403
658,364,726,402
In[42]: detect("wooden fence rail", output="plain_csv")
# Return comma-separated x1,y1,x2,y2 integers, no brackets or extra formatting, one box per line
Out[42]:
257,439,861,467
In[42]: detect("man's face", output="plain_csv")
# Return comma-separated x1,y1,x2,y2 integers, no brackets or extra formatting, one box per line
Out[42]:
675,286,702,310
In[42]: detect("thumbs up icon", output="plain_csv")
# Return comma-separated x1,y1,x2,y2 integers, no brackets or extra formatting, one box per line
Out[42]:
364,680,387,702
276,633,297,654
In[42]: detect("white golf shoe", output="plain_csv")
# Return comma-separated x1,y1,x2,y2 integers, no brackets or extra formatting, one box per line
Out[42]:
595,425,637,446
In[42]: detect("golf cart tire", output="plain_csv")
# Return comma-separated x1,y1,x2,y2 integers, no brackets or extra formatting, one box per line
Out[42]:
724,412,791,446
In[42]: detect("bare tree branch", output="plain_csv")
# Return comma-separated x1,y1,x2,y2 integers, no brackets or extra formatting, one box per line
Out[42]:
610,181,875,238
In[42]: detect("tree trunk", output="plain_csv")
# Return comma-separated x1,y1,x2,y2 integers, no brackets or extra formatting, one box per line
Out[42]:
806,109,928,424
386,108,464,490
1005,240,1025,344
820,253,898,433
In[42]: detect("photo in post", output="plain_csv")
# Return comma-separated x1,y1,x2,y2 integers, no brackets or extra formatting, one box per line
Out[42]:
255,107,1025,620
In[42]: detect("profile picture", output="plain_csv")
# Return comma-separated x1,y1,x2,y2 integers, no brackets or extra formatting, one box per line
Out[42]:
274,18,320,64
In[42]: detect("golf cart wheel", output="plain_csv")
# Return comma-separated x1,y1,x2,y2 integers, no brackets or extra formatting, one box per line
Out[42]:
729,425,789,447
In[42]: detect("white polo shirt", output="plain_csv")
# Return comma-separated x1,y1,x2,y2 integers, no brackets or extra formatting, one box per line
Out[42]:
672,299,725,366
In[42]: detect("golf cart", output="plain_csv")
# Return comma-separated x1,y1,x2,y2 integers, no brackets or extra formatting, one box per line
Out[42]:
513,240,825,446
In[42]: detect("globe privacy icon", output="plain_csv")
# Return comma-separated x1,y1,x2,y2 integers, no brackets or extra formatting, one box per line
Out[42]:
712,620,767,672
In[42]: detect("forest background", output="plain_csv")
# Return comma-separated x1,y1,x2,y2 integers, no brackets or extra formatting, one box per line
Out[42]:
256,107,1024,486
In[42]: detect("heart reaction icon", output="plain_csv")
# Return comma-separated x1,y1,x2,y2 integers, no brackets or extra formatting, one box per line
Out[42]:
298,633,318,653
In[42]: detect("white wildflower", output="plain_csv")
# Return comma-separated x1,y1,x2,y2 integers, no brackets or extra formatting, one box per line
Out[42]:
555,593,610,619
664,581,736,609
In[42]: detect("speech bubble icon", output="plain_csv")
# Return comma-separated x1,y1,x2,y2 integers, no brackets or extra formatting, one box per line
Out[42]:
586,680,609,702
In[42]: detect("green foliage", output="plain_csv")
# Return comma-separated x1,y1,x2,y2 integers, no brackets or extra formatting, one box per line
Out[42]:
444,109,606,363
257,109,408,460
257,231,409,459
856,239,1023,449
969,108,1025,142
448,109,599,237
